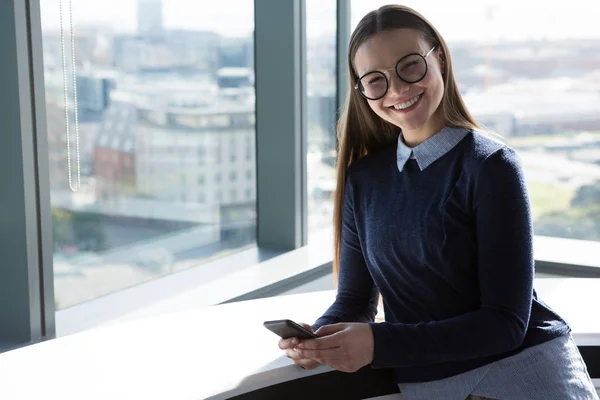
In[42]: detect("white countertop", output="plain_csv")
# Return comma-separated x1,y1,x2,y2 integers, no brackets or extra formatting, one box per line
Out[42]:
0,278,598,400
0,290,337,400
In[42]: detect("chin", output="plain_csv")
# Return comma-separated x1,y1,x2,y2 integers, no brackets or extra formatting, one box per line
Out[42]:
389,113,430,132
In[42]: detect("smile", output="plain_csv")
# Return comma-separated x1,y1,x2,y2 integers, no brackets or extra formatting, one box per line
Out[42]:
391,94,422,110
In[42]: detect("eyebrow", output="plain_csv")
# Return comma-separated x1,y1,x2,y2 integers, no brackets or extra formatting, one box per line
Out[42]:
358,48,424,77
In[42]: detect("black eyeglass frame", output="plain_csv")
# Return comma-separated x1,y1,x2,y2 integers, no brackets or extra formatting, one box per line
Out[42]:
354,44,439,101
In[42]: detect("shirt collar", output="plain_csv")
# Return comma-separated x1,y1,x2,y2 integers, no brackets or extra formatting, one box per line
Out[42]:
396,126,470,172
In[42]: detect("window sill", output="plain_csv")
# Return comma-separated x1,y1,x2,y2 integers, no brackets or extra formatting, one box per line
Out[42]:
55,231,597,338
56,228,334,337
2,282,598,400
534,236,600,277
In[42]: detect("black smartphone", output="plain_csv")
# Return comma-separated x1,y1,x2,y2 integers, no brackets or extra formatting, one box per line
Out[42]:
263,319,318,339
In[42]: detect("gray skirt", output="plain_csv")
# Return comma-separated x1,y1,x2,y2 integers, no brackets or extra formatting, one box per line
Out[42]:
397,334,598,400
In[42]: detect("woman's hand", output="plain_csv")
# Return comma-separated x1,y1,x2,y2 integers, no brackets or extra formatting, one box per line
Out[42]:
295,323,374,373
278,323,320,370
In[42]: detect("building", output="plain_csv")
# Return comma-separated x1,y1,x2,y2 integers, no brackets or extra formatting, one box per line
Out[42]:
87,80,257,235
164,30,220,74
217,67,253,89
218,36,254,69
112,30,220,74
45,94,102,199
137,0,164,39
93,102,137,201
112,35,174,73
76,72,116,115
112,35,142,73
307,68,336,152
133,90,256,209
464,76,600,137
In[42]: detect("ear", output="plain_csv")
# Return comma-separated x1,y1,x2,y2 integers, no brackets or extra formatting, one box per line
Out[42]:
437,48,446,65
437,49,446,75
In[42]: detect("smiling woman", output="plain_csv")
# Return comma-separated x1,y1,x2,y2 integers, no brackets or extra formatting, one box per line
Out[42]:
352,28,449,144
278,4,600,400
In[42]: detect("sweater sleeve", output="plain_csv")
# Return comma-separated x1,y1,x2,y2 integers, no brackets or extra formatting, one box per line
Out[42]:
368,147,534,368
312,174,379,332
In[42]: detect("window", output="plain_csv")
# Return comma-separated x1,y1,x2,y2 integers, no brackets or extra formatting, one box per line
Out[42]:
230,137,237,162
198,147,206,165
245,135,253,160
212,115,230,127
230,171,237,182
351,1,600,245
306,0,337,239
215,144,222,164
246,169,253,180
41,0,256,310
198,117,209,127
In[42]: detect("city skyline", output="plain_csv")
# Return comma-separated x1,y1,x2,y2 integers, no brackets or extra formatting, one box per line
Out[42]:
40,0,600,41
38,0,600,309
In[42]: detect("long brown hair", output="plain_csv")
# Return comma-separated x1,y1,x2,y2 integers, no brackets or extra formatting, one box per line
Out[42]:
333,5,481,281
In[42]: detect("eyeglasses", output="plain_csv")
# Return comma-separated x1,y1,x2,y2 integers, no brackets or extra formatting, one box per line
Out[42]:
354,44,438,101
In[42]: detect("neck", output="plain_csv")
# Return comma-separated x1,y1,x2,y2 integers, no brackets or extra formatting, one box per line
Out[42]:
401,111,446,147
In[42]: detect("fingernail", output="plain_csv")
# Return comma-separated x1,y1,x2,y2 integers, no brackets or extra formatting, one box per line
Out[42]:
291,338,298,346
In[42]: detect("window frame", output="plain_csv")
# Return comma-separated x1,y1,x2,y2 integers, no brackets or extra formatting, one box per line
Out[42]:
0,0,599,351
0,0,55,348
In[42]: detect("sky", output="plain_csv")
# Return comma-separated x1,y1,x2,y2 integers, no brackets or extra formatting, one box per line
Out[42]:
40,0,600,42
353,1,600,42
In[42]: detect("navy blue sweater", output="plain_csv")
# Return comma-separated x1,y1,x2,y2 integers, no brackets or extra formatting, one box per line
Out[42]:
313,130,570,383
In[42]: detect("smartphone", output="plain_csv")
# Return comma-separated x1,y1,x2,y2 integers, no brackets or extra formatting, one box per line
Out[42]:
263,319,318,339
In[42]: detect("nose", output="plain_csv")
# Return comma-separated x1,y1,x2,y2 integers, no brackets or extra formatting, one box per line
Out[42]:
387,73,410,96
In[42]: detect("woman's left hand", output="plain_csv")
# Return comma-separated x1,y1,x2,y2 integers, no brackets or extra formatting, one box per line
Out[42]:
294,323,374,373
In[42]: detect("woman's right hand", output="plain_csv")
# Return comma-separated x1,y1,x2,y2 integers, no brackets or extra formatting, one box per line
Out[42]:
278,323,320,370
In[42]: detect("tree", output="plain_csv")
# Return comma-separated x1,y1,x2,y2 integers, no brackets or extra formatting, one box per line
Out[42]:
72,211,107,251
571,180,600,208
51,208,108,252
51,208,73,249
534,180,600,241
534,210,599,241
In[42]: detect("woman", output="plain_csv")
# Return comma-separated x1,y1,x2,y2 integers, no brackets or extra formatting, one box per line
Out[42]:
278,4,598,400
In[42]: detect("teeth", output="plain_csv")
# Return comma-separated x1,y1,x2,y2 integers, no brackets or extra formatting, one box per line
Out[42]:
393,95,420,110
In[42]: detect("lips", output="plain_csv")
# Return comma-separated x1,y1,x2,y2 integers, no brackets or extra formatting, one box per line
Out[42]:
388,92,424,113
393,94,420,110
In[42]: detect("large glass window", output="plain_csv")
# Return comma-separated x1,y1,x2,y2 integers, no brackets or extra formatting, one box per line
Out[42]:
41,0,256,309
351,1,600,244
306,0,337,239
